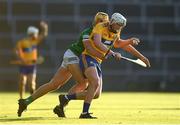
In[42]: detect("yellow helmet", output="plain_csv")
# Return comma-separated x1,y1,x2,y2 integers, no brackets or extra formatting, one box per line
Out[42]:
93,12,109,26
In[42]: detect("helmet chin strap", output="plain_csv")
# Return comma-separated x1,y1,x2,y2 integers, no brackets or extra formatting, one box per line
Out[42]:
109,24,119,33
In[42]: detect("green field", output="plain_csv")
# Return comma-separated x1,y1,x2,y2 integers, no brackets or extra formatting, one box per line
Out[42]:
0,92,180,125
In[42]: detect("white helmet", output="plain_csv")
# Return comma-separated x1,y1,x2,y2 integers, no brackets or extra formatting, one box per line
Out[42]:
27,26,39,35
111,13,127,27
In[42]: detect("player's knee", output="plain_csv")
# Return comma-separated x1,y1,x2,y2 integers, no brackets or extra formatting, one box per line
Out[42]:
30,82,36,89
78,80,88,88
84,80,89,87
94,92,101,99
76,79,87,87
91,78,100,90
20,80,26,86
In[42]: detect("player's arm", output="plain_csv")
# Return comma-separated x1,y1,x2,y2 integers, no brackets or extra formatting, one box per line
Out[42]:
14,43,26,63
37,21,48,42
84,38,121,61
114,37,140,48
91,24,110,54
14,43,22,59
84,39,122,61
15,48,22,60
122,45,151,67
83,39,105,60
81,31,105,60
92,33,121,60
93,33,109,53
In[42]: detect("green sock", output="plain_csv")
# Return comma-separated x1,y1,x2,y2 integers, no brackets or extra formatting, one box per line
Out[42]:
24,96,33,105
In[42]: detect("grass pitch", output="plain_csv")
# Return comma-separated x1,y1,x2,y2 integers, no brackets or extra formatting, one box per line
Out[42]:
0,92,180,125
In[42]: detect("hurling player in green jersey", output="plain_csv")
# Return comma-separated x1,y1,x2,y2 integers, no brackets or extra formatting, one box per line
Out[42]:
17,12,109,117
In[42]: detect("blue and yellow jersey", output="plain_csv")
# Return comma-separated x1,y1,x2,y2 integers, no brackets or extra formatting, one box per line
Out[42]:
16,38,40,65
83,22,120,63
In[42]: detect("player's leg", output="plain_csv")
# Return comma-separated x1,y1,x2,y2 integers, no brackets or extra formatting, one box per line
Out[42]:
59,55,101,101
26,65,37,94
68,81,88,94
79,66,100,119
53,53,88,117
60,72,101,101
18,49,78,117
61,76,101,101
78,55,102,118
17,66,72,117
18,74,27,99
77,55,100,118
93,76,103,99
55,50,88,105
57,57,92,106
27,73,36,95
65,49,88,94
17,66,71,117
56,83,89,118
94,68,103,99
19,65,31,99
31,66,71,101
23,66,71,105
54,77,102,118
17,73,29,117
54,54,95,118
17,50,71,103
67,63,88,94
61,72,102,101
60,63,87,101
54,66,99,118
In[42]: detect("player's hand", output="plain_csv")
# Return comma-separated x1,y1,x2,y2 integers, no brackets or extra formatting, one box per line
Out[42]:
129,37,140,46
140,56,151,68
39,21,48,38
40,21,48,29
113,52,121,60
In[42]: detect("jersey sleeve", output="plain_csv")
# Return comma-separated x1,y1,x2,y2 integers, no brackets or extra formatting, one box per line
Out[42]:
82,32,90,42
92,23,103,35
81,28,92,42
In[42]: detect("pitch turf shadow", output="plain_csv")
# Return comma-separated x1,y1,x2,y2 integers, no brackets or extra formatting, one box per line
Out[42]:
0,117,47,122
30,108,52,111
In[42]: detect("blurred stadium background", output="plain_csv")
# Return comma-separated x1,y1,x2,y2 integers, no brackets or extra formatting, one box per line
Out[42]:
0,0,179,92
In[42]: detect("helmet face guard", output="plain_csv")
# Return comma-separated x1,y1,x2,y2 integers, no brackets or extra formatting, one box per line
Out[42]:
109,24,120,33
110,13,127,27
110,13,126,33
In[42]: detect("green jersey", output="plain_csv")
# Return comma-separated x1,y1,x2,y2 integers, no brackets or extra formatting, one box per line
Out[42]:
68,27,93,57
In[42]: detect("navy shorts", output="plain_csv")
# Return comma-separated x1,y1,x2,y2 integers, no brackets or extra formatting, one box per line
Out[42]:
79,54,102,77
19,65,36,75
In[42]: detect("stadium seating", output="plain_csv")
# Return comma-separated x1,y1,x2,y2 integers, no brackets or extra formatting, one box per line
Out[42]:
0,19,12,33
12,2,41,16
47,3,74,16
